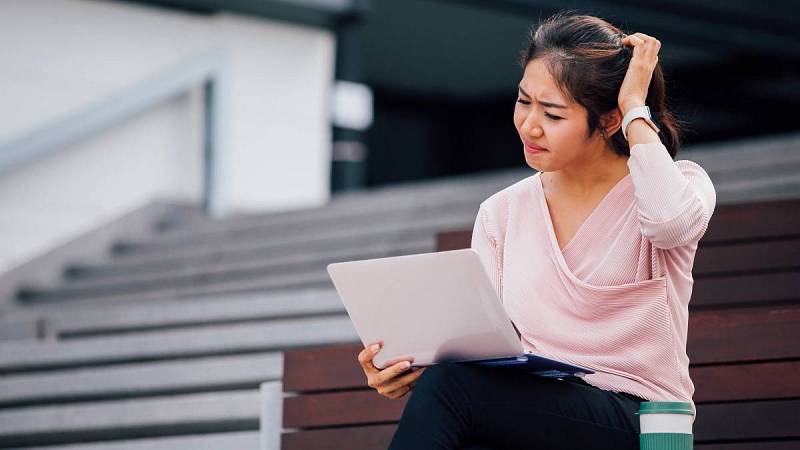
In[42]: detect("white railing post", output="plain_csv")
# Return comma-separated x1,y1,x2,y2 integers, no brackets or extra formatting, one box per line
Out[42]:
260,380,283,450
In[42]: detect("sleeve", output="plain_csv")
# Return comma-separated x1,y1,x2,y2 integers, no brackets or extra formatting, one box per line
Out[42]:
471,206,503,303
627,142,717,249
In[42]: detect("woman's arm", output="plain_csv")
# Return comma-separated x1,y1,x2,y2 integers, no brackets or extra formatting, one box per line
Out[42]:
626,137,716,249
619,32,716,249
624,105,716,250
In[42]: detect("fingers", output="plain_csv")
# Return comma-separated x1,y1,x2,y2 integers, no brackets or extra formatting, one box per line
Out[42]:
622,34,643,45
357,342,381,374
378,367,426,395
358,343,423,398
622,33,661,67
623,32,659,45
384,385,412,399
373,360,414,387
622,33,661,54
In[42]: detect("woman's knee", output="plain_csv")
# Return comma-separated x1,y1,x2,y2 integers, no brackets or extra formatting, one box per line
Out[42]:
414,361,482,393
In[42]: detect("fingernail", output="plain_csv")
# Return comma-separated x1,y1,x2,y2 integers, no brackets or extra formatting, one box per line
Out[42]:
370,344,379,352
401,361,410,369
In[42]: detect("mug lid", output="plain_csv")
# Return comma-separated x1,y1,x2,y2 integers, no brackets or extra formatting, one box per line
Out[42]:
635,401,694,415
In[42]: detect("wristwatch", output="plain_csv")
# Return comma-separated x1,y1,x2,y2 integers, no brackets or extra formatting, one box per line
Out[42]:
622,105,660,141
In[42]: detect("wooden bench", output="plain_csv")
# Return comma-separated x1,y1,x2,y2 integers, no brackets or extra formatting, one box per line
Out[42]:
281,197,800,449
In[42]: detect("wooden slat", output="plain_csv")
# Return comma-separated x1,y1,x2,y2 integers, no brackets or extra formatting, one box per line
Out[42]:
694,238,800,273
691,271,799,308
695,399,800,441
703,198,800,243
282,424,396,450
284,390,407,429
283,342,363,393
692,361,800,402
436,230,472,252
281,400,800,446
687,305,800,364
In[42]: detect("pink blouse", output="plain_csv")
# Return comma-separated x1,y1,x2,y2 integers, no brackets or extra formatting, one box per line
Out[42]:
471,142,716,420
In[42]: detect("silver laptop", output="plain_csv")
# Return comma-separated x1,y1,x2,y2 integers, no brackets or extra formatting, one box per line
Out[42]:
326,248,593,378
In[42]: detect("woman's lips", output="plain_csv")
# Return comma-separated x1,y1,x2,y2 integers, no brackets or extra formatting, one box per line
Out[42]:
524,142,547,154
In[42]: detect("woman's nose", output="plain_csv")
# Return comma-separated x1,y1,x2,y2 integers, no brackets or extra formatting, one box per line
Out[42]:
521,117,543,137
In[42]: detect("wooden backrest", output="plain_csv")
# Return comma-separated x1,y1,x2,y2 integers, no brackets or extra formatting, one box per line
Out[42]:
282,197,800,449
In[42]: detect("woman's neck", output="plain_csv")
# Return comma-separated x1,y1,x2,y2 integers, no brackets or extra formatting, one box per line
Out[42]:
543,153,630,198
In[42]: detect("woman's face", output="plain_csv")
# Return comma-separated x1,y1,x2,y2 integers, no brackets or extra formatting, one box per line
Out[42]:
514,58,604,173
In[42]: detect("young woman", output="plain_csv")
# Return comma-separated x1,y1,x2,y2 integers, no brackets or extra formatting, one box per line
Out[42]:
357,11,716,450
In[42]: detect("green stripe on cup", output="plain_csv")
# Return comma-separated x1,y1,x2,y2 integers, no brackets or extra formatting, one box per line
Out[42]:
640,432,693,450
636,401,694,415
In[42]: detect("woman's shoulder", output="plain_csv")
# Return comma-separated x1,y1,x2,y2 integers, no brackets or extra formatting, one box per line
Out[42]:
478,172,540,232
480,171,539,210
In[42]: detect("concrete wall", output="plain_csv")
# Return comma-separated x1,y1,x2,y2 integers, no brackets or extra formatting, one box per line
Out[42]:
0,0,335,272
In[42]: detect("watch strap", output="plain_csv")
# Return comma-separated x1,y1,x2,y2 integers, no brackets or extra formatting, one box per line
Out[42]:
622,105,660,141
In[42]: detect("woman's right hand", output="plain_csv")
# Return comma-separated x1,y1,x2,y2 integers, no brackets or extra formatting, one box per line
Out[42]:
358,343,426,400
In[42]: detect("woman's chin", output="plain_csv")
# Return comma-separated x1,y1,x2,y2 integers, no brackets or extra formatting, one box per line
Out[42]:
524,154,545,172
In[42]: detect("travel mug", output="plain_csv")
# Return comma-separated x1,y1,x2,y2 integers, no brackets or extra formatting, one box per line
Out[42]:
636,401,694,450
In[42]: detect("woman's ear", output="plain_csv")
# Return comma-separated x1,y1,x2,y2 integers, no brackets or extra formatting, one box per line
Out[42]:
599,107,624,137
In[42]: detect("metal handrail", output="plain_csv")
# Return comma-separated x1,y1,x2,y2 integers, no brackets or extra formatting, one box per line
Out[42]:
0,48,228,216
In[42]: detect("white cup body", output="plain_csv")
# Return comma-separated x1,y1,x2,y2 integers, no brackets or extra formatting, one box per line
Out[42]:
640,413,693,434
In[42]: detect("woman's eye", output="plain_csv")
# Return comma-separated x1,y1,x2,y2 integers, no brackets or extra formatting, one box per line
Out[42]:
516,99,562,120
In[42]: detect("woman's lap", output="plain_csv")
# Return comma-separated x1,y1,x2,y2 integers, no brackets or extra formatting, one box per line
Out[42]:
389,361,643,450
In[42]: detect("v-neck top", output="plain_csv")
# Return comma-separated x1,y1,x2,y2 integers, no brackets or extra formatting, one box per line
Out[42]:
549,172,632,253
471,142,716,420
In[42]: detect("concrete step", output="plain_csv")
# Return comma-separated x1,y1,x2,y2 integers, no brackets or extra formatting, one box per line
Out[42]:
0,315,357,373
681,132,800,171
12,430,260,450
64,229,439,284
0,352,281,407
0,388,269,448
17,272,337,309
714,171,800,203
1,288,343,339
20,238,434,304
109,192,488,257
69,213,460,280
141,168,528,242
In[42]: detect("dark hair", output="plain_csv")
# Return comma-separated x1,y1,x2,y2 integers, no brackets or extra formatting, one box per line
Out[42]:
518,10,685,159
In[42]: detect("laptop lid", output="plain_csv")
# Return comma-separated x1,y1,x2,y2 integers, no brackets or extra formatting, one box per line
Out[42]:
327,248,525,369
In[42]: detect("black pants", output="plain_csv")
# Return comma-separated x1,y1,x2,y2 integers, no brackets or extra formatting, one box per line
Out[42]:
388,361,646,450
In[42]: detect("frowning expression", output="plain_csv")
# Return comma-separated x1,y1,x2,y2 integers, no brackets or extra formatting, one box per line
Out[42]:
514,58,600,172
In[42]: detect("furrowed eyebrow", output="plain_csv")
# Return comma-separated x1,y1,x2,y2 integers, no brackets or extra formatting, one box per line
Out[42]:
518,85,568,109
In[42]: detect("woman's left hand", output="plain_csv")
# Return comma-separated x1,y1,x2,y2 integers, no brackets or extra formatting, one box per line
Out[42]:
618,33,661,113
